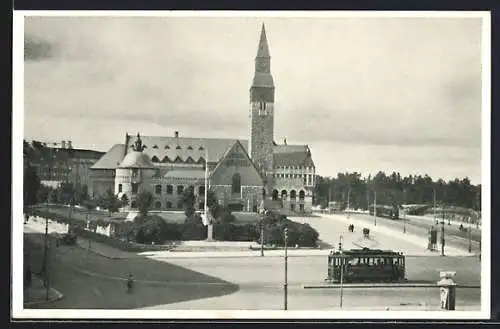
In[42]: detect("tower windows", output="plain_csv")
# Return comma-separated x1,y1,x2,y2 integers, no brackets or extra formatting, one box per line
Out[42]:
258,102,268,116
166,185,173,194
155,185,162,195
118,184,122,193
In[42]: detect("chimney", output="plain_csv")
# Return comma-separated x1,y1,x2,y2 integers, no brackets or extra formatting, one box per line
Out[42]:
61,140,66,149
67,141,73,149
284,137,287,146
174,131,179,138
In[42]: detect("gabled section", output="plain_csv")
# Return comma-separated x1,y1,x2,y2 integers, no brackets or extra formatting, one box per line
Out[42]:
174,156,183,164
210,140,264,186
161,156,171,163
196,157,206,164
185,156,195,164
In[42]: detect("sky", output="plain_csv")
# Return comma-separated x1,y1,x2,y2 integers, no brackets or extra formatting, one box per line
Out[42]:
21,14,485,184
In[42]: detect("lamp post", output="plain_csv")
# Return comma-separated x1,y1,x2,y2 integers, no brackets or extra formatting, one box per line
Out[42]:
204,149,213,242
468,217,472,254
260,209,267,257
339,235,344,308
440,212,445,257
346,188,352,220
283,226,288,311
403,189,407,234
433,188,437,225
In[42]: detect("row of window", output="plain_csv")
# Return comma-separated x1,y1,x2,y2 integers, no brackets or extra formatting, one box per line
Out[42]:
147,145,205,151
275,166,314,171
118,183,206,196
128,200,204,210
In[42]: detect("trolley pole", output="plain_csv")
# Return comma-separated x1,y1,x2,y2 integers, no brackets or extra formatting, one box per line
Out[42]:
339,235,344,308
42,212,49,288
283,227,289,311
346,188,351,220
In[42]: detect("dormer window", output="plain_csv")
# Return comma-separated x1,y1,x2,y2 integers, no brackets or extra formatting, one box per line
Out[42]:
176,145,181,150
165,145,170,149
151,156,159,163
198,146,204,151
152,145,158,149
187,146,193,150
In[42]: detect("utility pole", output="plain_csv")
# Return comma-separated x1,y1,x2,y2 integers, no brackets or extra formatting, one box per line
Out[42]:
468,217,472,254
374,191,377,226
433,188,437,224
346,188,351,220
441,212,445,257
403,189,407,234
339,235,344,308
260,210,266,257
204,149,213,241
283,227,288,311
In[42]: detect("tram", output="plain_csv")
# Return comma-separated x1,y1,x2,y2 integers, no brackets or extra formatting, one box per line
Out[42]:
326,248,406,283
368,204,400,220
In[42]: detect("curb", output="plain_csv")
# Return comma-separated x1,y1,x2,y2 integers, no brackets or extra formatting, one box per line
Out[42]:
24,287,64,308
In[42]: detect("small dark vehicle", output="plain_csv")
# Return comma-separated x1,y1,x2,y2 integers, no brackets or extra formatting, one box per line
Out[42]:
61,233,77,245
363,228,370,238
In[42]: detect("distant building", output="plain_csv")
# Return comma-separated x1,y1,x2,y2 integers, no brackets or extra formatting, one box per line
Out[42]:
23,140,104,188
89,24,316,213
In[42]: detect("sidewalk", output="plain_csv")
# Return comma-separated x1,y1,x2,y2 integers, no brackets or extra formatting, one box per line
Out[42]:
24,275,64,308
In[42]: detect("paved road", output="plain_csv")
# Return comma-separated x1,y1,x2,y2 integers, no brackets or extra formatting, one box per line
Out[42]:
24,231,238,309
144,255,481,310
332,212,480,253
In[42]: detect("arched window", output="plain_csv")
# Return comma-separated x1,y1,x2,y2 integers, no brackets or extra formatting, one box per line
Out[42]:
299,190,305,200
272,189,279,201
290,190,297,200
232,173,241,194
155,201,162,209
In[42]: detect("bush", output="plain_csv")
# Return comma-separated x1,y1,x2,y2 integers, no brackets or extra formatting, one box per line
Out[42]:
213,223,260,242
134,215,169,244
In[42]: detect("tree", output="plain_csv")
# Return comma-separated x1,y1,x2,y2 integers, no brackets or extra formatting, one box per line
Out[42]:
74,184,89,205
23,163,40,207
121,194,129,208
206,190,222,219
136,190,154,217
58,182,76,205
98,189,121,216
181,186,196,218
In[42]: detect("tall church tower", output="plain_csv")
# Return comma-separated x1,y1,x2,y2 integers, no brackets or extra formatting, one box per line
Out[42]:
249,23,275,179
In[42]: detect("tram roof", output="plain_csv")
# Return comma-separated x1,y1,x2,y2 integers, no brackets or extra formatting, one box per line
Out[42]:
330,248,404,256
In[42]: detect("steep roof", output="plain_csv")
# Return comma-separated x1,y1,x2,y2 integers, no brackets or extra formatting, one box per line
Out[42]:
125,135,249,164
256,23,270,58
119,151,156,169
273,144,315,167
91,144,126,170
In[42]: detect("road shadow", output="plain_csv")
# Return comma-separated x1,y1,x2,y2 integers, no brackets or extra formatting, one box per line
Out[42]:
24,233,239,309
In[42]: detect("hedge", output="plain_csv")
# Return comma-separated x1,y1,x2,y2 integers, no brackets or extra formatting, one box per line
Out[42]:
213,223,259,242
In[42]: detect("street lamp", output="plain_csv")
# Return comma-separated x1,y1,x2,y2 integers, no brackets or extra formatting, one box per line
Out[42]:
440,212,446,257
346,188,352,220
403,189,407,234
339,235,344,308
283,227,289,310
203,149,213,242
468,217,472,254
433,188,437,225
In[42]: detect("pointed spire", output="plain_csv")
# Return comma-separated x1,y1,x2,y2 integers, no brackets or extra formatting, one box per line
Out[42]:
256,23,270,58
